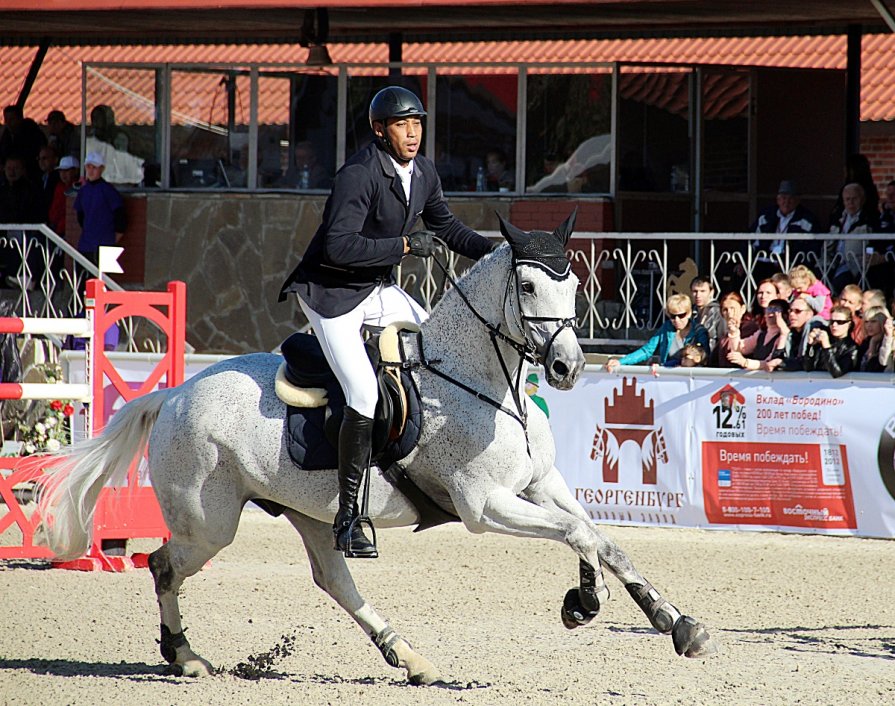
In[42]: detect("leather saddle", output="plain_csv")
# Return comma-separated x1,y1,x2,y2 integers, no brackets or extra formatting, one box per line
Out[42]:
275,323,419,465
259,322,457,532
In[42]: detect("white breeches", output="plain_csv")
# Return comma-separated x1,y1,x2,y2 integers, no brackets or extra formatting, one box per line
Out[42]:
297,285,428,418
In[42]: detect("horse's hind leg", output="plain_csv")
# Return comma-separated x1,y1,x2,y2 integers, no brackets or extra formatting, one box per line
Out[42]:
147,501,243,677
283,510,441,685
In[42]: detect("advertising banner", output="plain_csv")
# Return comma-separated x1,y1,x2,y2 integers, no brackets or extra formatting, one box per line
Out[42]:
58,353,895,539
536,368,895,539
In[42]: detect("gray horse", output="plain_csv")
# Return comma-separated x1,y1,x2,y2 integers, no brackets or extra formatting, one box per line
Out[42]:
37,212,716,684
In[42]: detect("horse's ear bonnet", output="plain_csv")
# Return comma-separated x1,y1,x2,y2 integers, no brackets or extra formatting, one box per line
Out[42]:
497,209,576,280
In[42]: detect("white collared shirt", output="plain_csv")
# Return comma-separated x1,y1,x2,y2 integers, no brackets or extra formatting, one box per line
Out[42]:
842,209,861,233
776,209,794,233
389,155,414,204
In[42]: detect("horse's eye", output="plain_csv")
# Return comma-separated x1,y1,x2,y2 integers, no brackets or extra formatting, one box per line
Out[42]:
520,281,535,295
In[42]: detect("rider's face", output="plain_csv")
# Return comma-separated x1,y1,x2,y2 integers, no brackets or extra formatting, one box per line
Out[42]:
376,116,422,165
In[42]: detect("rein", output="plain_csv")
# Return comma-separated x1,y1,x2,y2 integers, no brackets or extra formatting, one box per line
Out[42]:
411,241,573,438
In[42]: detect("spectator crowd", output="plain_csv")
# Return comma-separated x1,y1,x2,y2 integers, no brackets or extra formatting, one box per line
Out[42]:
3,99,895,382
607,269,895,378
607,154,895,378
1,104,126,286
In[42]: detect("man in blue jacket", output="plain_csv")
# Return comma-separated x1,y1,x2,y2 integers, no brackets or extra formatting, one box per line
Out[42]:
279,86,495,558
73,151,125,266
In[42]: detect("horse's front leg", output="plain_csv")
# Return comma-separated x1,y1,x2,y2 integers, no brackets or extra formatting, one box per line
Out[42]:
283,510,441,685
488,471,717,658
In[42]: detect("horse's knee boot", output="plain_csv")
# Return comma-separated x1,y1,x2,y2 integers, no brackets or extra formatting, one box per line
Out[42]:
334,407,378,558
578,559,610,612
625,581,682,634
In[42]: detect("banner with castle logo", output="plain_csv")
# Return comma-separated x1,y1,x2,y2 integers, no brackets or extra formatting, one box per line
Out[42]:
535,370,895,539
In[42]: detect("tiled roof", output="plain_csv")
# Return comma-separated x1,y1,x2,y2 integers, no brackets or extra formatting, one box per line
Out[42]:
2,34,894,124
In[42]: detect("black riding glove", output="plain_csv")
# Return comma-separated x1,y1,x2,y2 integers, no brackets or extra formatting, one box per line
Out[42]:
407,230,436,258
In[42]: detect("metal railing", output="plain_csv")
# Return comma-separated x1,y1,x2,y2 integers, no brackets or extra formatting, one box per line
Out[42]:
0,223,175,353
4,224,886,352
408,231,889,349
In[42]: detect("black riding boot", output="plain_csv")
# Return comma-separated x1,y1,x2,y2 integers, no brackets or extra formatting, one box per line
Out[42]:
333,406,378,558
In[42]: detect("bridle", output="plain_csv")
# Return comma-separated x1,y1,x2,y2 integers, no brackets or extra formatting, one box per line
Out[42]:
503,256,578,366
413,240,576,436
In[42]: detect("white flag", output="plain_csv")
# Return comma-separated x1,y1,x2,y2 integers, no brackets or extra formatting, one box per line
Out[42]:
98,246,124,275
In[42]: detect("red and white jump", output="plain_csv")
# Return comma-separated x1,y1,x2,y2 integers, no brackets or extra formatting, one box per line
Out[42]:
0,279,186,571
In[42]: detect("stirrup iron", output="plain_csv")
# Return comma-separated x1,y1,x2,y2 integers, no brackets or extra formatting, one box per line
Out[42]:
337,514,379,559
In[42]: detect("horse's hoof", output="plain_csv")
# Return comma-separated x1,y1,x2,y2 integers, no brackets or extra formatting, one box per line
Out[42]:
671,616,719,658
180,658,215,677
408,667,441,686
561,587,598,630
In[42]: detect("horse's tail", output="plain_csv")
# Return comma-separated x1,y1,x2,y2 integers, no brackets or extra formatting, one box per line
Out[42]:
36,388,171,560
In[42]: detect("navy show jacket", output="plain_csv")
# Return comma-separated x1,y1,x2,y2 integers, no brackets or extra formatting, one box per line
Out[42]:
279,141,493,317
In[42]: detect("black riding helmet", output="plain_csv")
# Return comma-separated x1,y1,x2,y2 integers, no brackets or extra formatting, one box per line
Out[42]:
368,86,427,128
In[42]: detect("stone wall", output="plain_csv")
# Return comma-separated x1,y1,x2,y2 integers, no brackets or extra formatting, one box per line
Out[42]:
142,192,606,353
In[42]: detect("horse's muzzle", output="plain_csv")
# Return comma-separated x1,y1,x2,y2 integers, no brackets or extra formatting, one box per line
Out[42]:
543,328,585,390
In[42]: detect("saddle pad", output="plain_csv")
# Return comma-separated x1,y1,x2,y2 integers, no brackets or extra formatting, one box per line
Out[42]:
285,367,422,471
285,399,340,471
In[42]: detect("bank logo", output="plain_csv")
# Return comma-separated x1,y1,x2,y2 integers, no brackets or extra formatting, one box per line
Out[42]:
710,384,746,438
591,376,667,484
877,415,895,502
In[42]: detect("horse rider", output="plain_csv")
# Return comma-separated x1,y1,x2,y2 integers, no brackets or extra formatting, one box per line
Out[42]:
278,85,496,558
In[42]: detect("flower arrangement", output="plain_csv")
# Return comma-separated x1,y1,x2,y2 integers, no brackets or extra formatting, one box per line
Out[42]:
16,363,75,456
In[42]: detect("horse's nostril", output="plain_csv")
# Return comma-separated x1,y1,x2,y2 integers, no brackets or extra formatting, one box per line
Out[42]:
551,360,569,378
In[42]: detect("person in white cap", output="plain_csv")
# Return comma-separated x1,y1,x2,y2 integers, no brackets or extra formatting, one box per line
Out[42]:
73,151,125,265
48,155,80,236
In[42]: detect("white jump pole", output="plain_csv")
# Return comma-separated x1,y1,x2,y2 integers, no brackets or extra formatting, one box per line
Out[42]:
0,308,95,437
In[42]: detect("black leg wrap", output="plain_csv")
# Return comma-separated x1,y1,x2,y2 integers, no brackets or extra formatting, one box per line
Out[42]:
158,624,189,664
625,582,680,634
578,560,604,614
372,627,403,668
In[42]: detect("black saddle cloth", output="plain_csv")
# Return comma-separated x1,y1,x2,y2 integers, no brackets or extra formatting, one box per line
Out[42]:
279,331,422,471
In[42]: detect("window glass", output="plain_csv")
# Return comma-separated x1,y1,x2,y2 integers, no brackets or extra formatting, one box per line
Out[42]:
256,73,291,188
345,71,428,161
170,68,250,188
617,66,692,193
702,68,749,192
84,65,160,186
526,69,612,194
255,70,338,190
435,73,517,193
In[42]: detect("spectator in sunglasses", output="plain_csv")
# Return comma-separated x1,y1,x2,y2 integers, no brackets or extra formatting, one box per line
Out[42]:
769,293,826,371
606,294,709,372
803,305,859,378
